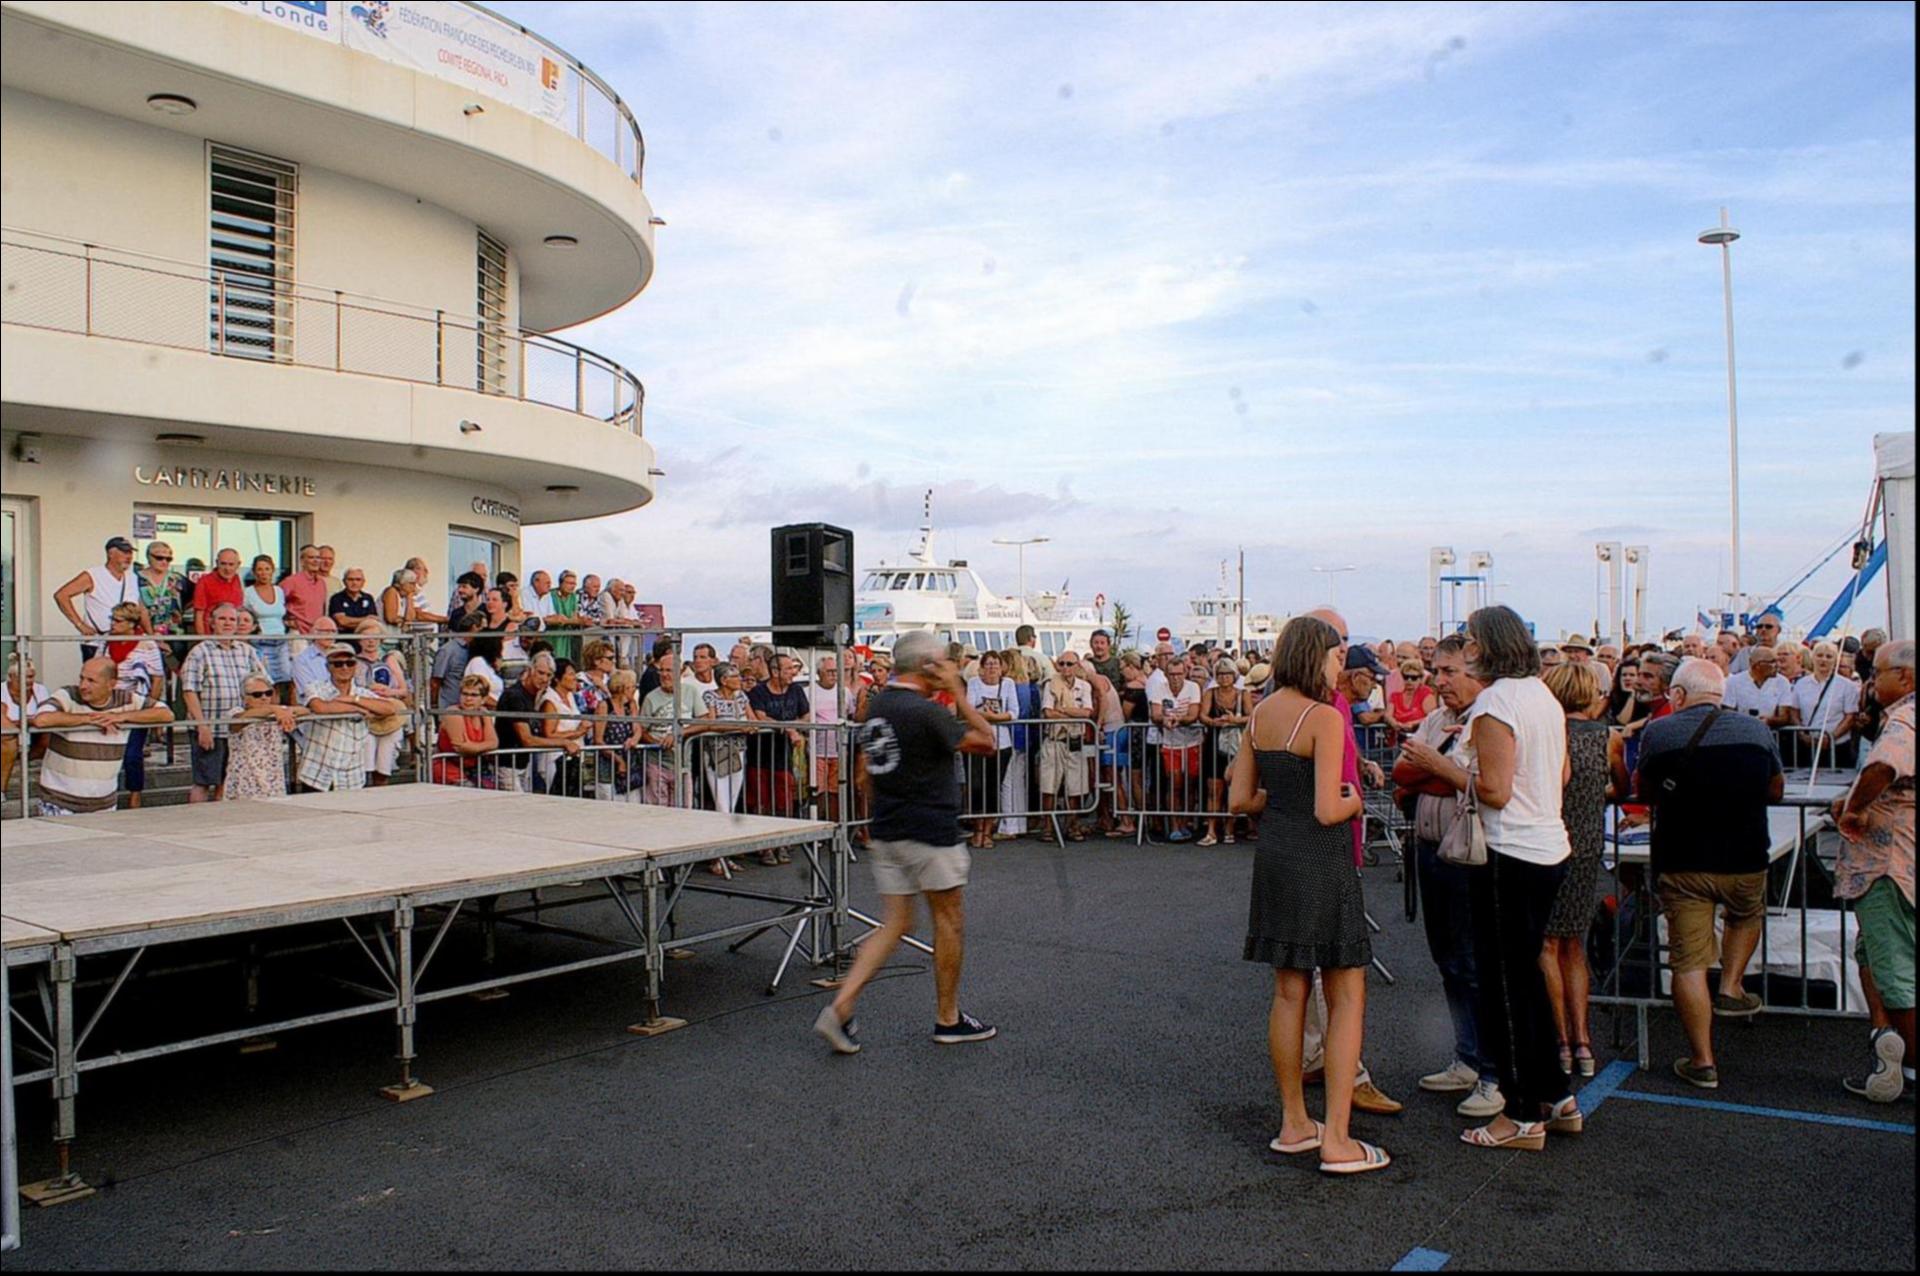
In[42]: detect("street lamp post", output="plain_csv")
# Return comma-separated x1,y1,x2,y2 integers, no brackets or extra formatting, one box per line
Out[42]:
1311,564,1357,608
992,536,1050,605
1699,207,1743,625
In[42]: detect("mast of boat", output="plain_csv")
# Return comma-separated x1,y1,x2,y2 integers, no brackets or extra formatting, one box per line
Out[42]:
908,489,936,566
1238,546,1246,652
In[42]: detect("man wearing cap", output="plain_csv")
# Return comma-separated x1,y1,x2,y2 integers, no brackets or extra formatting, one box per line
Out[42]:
1342,647,1391,731
53,537,150,659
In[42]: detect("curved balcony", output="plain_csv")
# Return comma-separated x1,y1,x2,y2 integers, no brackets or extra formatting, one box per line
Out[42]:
0,0,657,331
0,233,655,524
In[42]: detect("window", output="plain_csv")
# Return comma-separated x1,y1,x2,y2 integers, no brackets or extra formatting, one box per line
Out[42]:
449,529,503,592
911,573,926,590
209,144,296,361
476,229,510,394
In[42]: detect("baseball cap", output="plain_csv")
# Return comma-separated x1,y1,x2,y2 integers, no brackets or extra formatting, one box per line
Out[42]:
1344,646,1390,677
105,536,135,553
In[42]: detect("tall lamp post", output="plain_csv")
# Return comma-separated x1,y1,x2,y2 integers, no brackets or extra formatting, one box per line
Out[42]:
1312,564,1357,608
992,536,1050,604
1699,207,1743,626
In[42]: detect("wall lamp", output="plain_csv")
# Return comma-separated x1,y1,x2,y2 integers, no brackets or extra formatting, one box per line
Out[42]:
458,419,483,435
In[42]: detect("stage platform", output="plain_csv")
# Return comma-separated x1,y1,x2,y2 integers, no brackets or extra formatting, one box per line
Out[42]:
2,789,836,1210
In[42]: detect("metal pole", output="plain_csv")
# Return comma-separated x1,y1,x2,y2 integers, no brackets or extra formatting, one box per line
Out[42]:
2,958,19,1251
334,291,344,372
82,244,93,337
435,309,445,385
380,903,430,1101
1713,207,1743,622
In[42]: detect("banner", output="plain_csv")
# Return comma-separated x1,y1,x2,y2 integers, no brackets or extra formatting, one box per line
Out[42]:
222,0,338,41
338,2,569,128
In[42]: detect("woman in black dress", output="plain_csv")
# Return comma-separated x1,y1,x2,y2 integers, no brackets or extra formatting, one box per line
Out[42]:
1228,617,1385,1176
1541,661,1611,1078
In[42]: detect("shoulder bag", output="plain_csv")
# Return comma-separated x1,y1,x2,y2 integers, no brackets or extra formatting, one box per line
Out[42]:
1436,771,1488,867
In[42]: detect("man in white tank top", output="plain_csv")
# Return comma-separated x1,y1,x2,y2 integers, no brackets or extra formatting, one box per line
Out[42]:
53,536,149,658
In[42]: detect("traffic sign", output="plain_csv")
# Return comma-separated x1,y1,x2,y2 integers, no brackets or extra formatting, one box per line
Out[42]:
1156,627,1171,642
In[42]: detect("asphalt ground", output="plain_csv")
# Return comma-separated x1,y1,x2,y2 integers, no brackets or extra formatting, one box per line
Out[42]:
6,839,1914,1270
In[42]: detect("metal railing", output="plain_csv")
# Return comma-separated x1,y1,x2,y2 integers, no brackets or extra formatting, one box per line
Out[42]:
0,235,644,435
459,2,647,184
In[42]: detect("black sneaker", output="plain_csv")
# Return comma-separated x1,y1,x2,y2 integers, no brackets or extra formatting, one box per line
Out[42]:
933,1011,997,1044
813,1004,861,1055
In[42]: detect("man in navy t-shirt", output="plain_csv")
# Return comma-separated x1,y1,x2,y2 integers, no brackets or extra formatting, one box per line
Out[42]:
814,630,998,1054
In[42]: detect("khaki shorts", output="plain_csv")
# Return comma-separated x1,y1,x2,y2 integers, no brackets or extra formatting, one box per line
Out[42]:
868,837,970,897
1658,870,1767,974
1039,738,1090,797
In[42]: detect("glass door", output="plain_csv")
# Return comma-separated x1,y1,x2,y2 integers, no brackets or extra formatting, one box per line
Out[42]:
135,508,295,582
216,514,295,579
2,497,33,649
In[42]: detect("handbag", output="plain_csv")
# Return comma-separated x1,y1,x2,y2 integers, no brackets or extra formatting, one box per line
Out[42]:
1436,769,1488,867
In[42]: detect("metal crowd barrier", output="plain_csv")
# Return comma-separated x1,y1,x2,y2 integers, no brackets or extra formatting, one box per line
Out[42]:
1589,778,1868,1070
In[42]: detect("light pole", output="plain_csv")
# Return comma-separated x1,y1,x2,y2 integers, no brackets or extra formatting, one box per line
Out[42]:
1312,564,1357,608
1699,207,1743,625
992,536,1049,604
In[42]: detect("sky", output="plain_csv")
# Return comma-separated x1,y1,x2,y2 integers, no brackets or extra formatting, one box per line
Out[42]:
508,0,1916,643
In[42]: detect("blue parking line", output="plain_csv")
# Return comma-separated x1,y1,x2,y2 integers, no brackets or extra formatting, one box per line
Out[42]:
1574,1059,1638,1115
1608,1090,1915,1135
1390,1247,1451,1271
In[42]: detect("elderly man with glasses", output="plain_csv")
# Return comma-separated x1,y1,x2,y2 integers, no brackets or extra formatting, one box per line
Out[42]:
297,644,404,793
1725,644,1795,730
1730,614,1785,675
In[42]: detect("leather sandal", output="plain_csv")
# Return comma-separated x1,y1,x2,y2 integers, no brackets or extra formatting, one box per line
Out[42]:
1546,1096,1584,1135
1461,1120,1545,1151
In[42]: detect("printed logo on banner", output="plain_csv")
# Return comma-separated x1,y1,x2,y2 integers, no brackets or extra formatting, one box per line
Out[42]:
541,57,561,91
222,0,335,37
348,0,391,37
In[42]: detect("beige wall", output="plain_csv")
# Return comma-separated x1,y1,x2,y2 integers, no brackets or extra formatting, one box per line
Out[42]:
1,86,517,331
1,427,523,683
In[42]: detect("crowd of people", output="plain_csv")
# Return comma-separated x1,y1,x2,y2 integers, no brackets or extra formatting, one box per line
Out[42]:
6,538,1914,1151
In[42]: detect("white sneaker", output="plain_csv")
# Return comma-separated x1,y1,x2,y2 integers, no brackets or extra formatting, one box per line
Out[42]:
1456,1078,1505,1118
1419,1060,1479,1093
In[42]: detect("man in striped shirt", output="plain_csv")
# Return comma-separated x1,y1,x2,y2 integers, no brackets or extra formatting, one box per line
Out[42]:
30,657,174,815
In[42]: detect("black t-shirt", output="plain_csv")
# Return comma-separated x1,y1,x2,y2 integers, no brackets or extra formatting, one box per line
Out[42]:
747,681,810,770
328,590,377,625
1635,705,1782,875
497,681,540,767
637,666,662,700
859,685,969,847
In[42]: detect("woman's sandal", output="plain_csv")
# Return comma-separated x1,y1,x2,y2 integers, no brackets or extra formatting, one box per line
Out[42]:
1573,1045,1596,1078
759,850,780,867
1461,1121,1546,1151
1197,832,1219,847
1557,1042,1574,1075
1224,832,1236,845
1269,1120,1323,1155
1546,1096,1584,1135
1319,1140,1392,1175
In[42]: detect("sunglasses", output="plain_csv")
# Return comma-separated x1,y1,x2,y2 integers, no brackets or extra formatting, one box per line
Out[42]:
149,554,174,563
245,689,273,699
327,658,358,667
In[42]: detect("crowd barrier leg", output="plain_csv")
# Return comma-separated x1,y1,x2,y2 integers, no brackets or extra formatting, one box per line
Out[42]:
2,959,18,1250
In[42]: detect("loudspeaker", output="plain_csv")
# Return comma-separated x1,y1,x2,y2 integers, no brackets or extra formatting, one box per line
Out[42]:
770,523,854,647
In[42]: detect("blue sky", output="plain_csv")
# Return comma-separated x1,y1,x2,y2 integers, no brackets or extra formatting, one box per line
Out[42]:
512,0,1915,642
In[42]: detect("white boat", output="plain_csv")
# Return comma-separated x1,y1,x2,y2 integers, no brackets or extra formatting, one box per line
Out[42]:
1173,564,1289,654
853,510,1104,660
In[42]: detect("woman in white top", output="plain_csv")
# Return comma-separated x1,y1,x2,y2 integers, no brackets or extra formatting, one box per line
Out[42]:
462,635,506,709
964,651,1019,849
1789,641,1863,768
1,655,52,794
1458,605,1582,1151
537,657,592,796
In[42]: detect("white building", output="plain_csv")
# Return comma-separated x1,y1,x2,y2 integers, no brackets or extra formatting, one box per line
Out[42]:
1,0,658,676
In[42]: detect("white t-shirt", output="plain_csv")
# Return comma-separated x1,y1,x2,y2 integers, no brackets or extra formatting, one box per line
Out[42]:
1725,672,1792,721
967,676,1017,751
808,681,848,758
1463,677,1571,866
82,564,142,633
1155,680,1204,750
1792,674,1860,742
463,657,504,703
1144,669,1170,743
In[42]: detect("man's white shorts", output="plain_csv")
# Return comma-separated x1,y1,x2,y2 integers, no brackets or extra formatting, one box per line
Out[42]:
867,837,970,896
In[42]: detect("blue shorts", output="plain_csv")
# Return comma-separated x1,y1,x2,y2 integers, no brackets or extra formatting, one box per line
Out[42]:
1101,729,1120,769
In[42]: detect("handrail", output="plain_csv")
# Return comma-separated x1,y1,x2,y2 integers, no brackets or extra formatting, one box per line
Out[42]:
460,1,646,185
0,235,643,436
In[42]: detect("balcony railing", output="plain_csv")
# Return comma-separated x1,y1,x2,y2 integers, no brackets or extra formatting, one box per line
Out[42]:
0,235,643,436
458,2,647,184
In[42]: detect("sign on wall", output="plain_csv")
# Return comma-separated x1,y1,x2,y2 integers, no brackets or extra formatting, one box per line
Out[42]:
221,0,338,41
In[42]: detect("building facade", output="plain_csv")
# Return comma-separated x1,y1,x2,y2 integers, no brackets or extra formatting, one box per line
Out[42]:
1,0,657,676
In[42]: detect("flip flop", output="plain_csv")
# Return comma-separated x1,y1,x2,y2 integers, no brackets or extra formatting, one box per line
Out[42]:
1269,1120,1324,1155
1319,1141,1392,1175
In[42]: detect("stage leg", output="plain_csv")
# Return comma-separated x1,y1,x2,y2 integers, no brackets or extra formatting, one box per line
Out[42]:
380,905,433,1103
19,947,92,1206
628,866,687,1037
